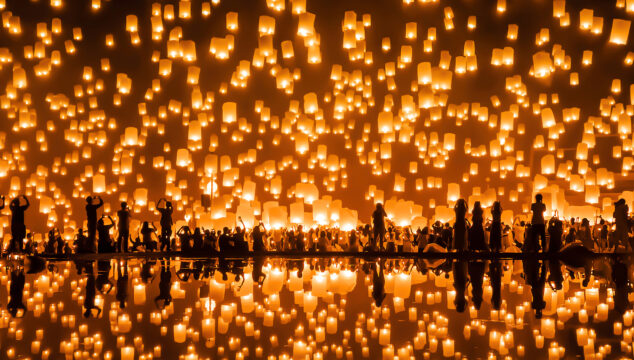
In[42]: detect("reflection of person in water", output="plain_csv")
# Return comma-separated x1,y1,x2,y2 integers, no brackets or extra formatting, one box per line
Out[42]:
452,260,468,313
155,260,173,309
141,261,155,284
612,256,631,314
116,260,129,309
371,260,386,307
547,259,564,291
83,262,101,318
468,261,486,310
96,260,113,294
524,258,547,318
489,260,502,310
252,257,266,285
8,268,26,317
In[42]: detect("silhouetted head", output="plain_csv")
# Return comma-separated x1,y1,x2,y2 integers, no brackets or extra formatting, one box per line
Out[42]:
223,227,230,234
166,201,172,207
375,203,383,211
121,202,127,209
86,196,93,203
11,198,19,206
535,194,543,202
493,201,501,212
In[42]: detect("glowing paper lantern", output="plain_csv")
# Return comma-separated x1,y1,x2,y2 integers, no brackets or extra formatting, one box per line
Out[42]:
222,102,237,123
609,19,631,45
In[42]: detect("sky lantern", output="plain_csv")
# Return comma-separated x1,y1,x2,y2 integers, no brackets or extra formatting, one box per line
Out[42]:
609,19,631,44
298,12,315,37
222,102,237,123
125,15,138,32
378,111,393,133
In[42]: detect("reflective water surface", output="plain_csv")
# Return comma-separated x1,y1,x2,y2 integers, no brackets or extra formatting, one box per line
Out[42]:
0,255,632,359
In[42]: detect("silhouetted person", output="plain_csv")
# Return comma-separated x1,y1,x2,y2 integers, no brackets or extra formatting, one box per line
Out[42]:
83,262,101,318
46,228,63,254
531,194,546,252
140,221,157,251
489,260,502,310
613,199,629,252
75,229,88,253
8,268,26,317
453,199,468,251
371,260,386,307
490,201,502,252
440,223,452,249
116,261,129,309
155,260,173,309
612,257,631,314
469,201,488,251
9,195,29,253
192,227,203,250
117,202,131,253
578,218,593,250
85,195,103,253
178,226,192,252
547,217,563,253
468,260,485,310
453,260,468,313
524,258,546,318
252,224,266,252
372,203,387,250
233,226,248,253
97,215,115,253
296,225,305,252
157,199,173,251
219,227,234,253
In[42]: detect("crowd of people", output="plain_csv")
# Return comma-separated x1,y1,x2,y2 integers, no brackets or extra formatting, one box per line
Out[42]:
1,193,633,256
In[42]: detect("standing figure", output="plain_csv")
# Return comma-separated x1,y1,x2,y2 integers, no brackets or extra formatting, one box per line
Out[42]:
547,217,563,253
85,196,103,253
453,199,468,251
97,215,115,253
9,195,29,253
218,227,234,253
468,201,488,251
489,201,503,252
140,222,157,251
252,223,266,252
117,202,131,253
157,199,173,251
531,194,547,252
372,203,387,250
613,199,629,252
